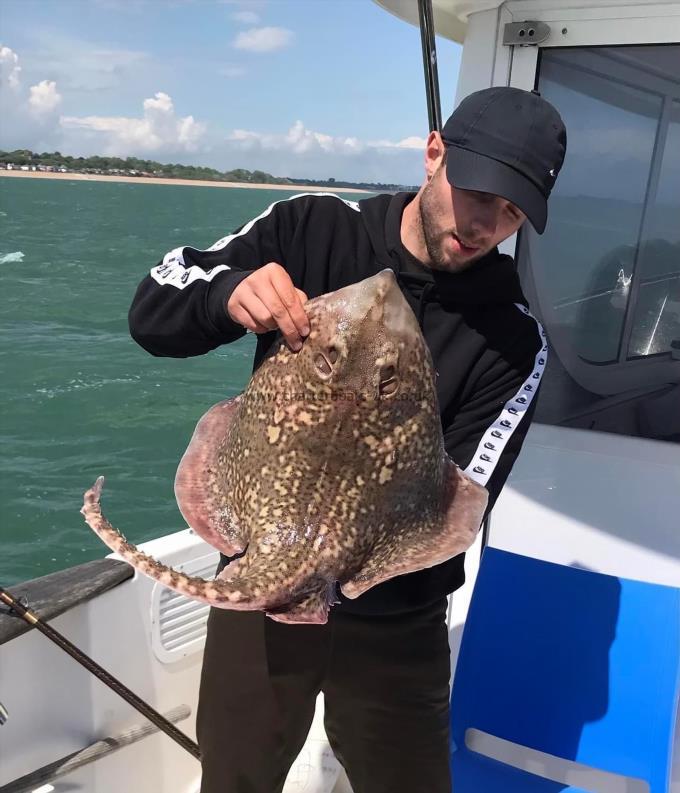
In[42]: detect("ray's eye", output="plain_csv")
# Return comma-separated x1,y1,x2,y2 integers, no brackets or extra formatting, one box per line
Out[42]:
314,347,338,377
315,354,332,376
379,364,398,396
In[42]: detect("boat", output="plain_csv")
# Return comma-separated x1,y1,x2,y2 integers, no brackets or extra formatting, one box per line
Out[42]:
1,1,679,790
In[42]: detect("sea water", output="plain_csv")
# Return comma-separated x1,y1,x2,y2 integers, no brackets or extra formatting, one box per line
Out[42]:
0,178,368,584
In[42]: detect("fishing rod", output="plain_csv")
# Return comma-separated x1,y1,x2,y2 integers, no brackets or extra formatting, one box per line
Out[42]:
0,585,201,761
417,0,443,132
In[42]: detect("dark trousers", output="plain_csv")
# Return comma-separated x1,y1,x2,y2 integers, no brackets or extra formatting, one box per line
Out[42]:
196,598,452,793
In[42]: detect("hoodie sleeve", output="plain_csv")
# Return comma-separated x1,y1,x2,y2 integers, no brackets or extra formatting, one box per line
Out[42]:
443,305,547,515
128,195,307,358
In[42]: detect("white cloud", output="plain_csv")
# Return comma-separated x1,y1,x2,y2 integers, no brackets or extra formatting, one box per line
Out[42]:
143,91,173,114
60,91,206,154
0,54,63,152
230,120,362,155
28,80,62,115
0,45,21,90
228,120,424,158
223,120,425,184
369,135,426,150
232,10,259,24
233,27,294,53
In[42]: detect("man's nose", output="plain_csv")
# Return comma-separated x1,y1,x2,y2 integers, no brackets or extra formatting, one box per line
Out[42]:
468,203,498,237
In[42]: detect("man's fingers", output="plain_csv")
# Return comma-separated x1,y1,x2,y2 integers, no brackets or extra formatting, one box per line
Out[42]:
270,268,310,340
250,282,305,351
225,264,311,349
228,301,273,334
242,294,282,333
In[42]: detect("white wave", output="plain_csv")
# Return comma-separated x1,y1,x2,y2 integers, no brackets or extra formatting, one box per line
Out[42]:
35,374,142,399
0,251,24,264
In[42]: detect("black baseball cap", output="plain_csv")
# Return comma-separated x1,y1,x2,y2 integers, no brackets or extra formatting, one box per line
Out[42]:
441,87,567,234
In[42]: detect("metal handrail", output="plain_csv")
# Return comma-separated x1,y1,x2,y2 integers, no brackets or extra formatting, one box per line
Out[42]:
0,705,192,793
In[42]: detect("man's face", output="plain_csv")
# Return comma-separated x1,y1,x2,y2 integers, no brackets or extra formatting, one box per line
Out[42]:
419,156,527,273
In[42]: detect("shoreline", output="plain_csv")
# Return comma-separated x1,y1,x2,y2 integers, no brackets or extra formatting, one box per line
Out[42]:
0,170,373,193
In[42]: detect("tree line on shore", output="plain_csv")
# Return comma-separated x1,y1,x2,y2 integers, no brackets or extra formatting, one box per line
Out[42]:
0,149,417,192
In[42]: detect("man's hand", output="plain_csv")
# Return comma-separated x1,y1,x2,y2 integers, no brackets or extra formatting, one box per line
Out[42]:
227,263,310,351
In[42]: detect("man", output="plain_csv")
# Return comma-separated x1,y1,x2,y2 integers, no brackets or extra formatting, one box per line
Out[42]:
129,86,566,793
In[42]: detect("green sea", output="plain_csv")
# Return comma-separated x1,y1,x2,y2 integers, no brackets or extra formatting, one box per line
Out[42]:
0,177,369,585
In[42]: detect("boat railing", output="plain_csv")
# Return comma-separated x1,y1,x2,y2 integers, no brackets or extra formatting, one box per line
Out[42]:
0,704,193,793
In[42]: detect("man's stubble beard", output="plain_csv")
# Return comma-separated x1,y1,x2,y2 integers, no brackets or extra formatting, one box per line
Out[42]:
418,178,486,274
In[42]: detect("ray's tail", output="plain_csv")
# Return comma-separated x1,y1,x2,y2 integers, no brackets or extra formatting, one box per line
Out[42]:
81,477,260,610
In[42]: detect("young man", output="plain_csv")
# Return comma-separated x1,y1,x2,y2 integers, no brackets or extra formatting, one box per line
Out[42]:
129,86,567,793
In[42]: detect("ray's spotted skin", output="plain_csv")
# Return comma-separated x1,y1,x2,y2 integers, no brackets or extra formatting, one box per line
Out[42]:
81,270,488,624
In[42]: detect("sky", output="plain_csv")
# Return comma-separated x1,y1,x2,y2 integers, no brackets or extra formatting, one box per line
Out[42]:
0,0,462,184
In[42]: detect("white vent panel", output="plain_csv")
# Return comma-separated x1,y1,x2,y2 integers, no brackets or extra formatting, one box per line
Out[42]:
150,551,220,664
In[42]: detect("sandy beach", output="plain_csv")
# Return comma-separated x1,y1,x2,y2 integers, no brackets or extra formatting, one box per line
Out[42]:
0,169,372,193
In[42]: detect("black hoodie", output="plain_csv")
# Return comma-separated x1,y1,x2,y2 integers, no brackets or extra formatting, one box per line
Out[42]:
129,191,546,615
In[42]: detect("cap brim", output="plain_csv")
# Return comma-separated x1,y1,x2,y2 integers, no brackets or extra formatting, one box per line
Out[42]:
444,144,547,234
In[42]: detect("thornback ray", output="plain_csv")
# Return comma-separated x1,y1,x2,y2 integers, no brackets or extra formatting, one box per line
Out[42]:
81,269,488,624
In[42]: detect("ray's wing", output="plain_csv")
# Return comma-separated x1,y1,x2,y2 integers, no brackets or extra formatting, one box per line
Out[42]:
174,395,248,556
340,458,488,600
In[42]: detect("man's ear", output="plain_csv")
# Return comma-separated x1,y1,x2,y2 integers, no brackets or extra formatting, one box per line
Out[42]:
424,131,446,180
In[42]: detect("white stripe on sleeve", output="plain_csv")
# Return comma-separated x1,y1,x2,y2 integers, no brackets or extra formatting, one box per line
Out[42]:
149,192,360,290
463,304,548,488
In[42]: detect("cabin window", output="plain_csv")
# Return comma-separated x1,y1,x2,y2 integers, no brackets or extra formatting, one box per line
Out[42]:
517,44,680,443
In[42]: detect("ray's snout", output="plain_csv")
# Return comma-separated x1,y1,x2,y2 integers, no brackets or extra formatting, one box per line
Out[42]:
357,268,399,304
369,268,398,296
337,269,420,342
364,269,422,344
